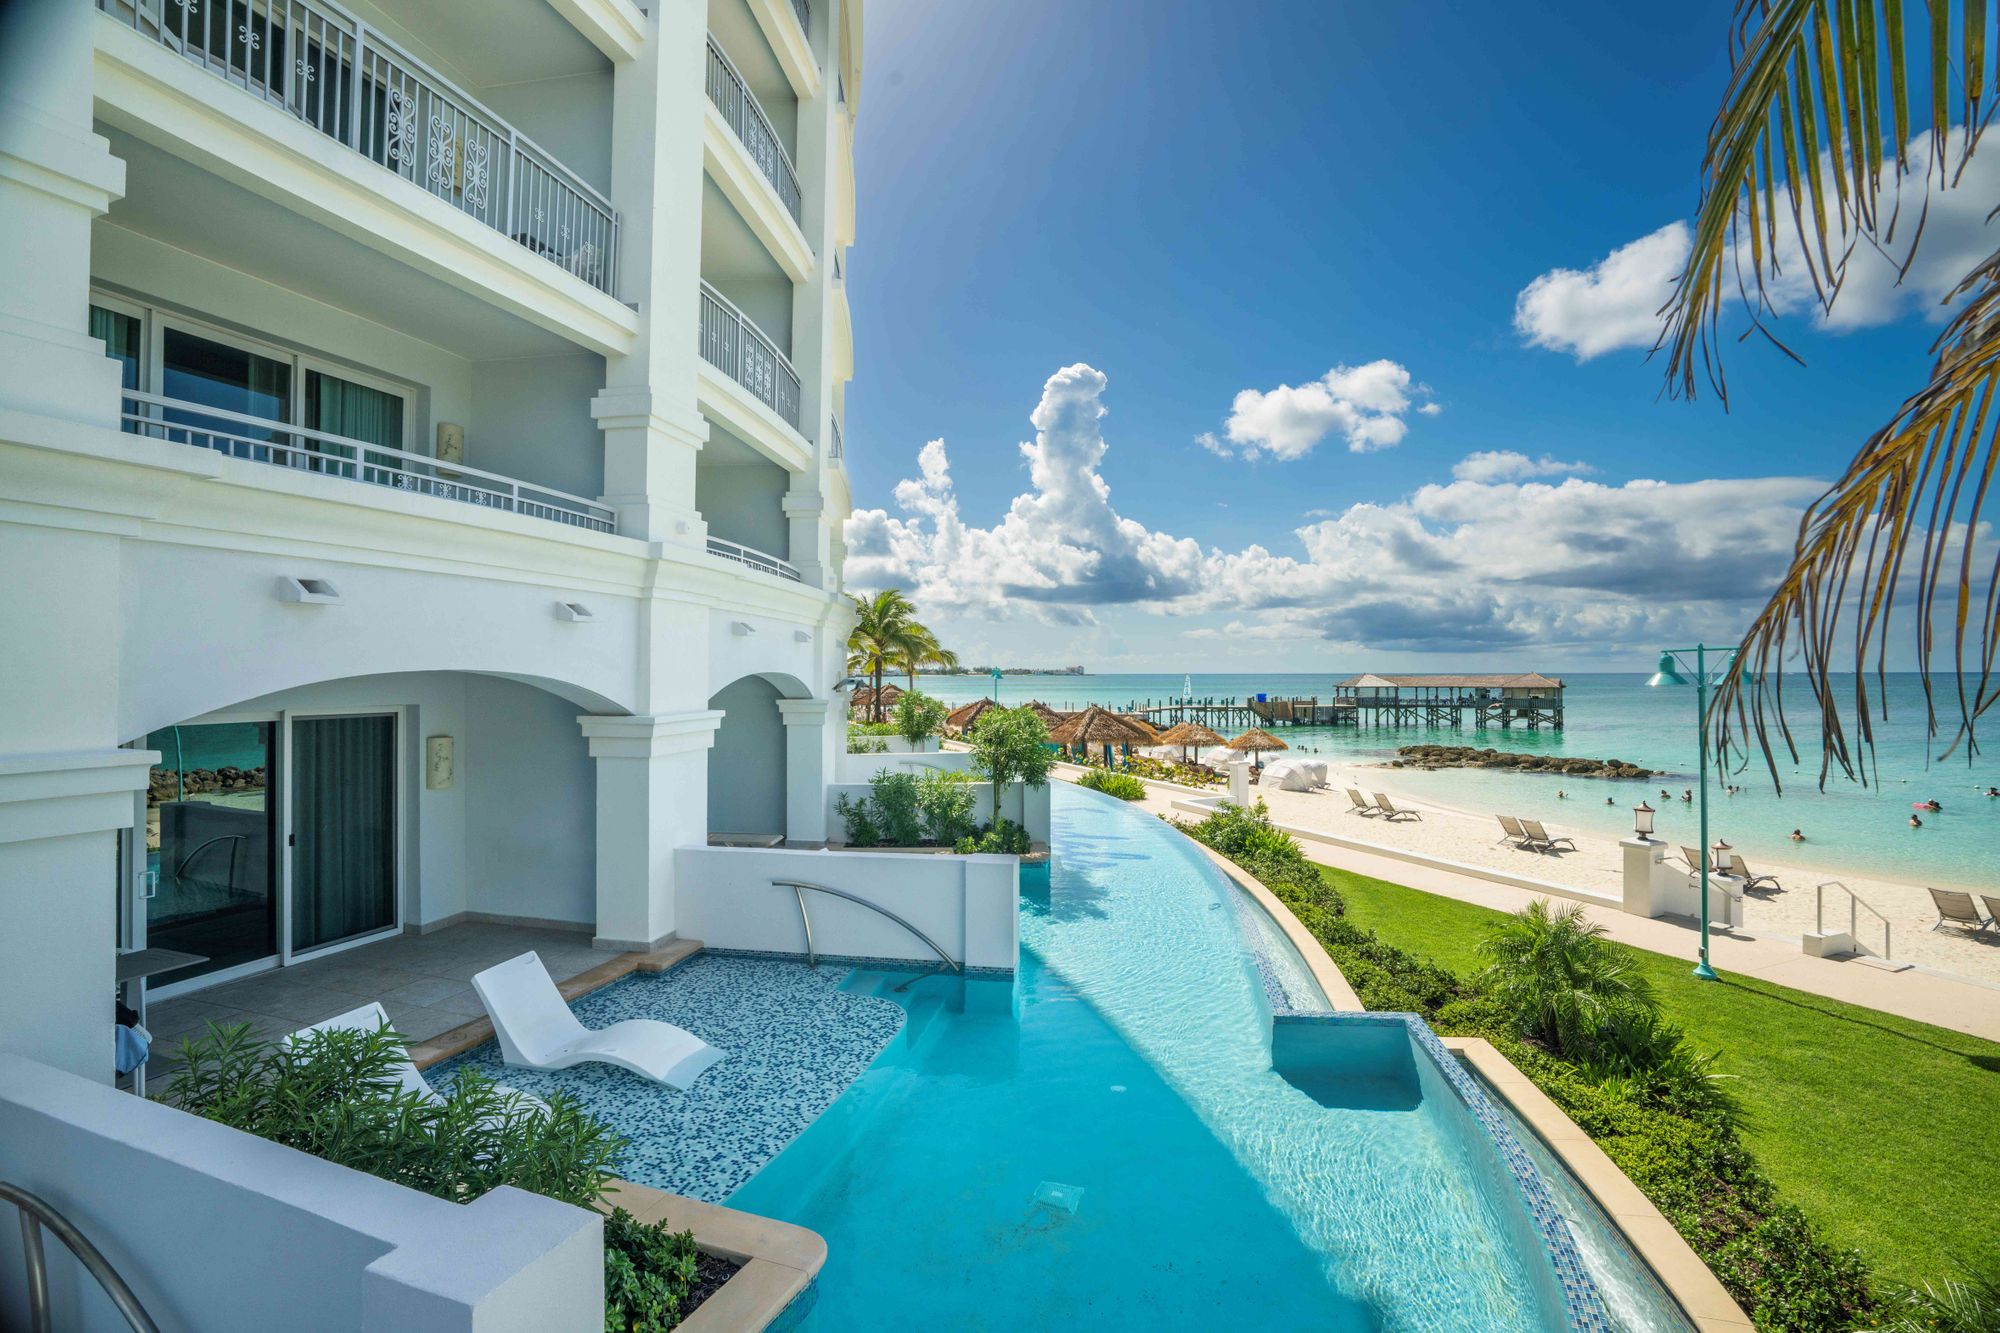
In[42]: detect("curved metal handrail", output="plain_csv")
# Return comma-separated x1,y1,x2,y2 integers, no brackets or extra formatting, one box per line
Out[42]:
174,833,245,884
2,1182,158,1333
768,879,963,975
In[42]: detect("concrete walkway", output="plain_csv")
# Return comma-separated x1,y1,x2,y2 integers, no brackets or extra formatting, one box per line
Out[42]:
1108,775,2000,1044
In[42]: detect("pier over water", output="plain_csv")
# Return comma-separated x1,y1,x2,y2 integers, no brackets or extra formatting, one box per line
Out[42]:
1118,674,1565,732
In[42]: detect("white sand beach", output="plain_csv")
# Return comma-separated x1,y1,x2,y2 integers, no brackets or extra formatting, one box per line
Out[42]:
1141,760,2000,986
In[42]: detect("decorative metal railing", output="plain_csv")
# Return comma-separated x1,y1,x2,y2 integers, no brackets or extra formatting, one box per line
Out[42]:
120,389,617,533
707,535,802,582
828,416,843,460
698,280,803,432
96,0,618,295
789,0,810,37
705,34,803,224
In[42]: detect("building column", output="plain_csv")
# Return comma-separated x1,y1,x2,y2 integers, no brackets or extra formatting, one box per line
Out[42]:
0,749,156,1082
577,711,722,951
776,698,832,847
0,0,127,427
591,387,708,546
781,488,828,589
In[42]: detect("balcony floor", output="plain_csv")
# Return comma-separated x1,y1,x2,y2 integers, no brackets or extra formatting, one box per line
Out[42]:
136,921,607,1089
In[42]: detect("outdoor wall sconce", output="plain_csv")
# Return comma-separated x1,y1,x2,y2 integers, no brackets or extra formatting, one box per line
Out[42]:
277,575,340,605
556,601,594,622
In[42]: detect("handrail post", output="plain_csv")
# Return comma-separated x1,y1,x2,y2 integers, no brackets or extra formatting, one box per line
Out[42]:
348,23,368,151
503,128,517,237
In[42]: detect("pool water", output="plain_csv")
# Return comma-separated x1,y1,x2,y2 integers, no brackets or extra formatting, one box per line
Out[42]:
728,784,1597,1330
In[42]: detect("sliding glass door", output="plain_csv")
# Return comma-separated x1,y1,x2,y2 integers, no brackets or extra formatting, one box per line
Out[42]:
290,714,399,954
142,721,279,981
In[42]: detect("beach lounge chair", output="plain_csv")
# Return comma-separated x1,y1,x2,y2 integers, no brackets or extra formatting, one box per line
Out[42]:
1984,896,2000,931
472,952,725,1089
1679,846,1707,877
1372,793,1421,822
1348,789,1380,816
285,1001,549,1116
1494,814,1535,848
1726,854,1782,893
1927,888,1994,936
1520,819,1576,852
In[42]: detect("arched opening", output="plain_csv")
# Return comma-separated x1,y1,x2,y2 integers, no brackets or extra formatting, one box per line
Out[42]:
126,670,611,995
706,675,790,840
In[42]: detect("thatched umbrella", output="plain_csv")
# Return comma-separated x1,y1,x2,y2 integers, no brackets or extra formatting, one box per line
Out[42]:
1023,700,1069,729
1048,704,1154,764
945,697,997,736
1117,713,1163,745
1223,726,1289,770
1158,721,1226,765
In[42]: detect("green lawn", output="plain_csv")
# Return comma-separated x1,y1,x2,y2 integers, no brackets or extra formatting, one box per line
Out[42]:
1324,865,2000,1289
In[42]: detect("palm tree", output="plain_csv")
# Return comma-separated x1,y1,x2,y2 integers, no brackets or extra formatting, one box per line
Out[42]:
1659,6,1998,784
897,626,960,690
847,589,932,721
1476,901,1655,1056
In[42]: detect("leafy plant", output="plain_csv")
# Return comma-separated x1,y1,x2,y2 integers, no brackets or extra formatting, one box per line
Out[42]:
893,691,948,748
846,738,889,755
1868,1261,2000,1333
603,1208,707,1332
953,818,1031,855
915,769,977,845
168,1021,623,1207
834,792,881,846
847,721,900,737
1475,900,1655,1057
966,706,1055,828
1078,768,1147,800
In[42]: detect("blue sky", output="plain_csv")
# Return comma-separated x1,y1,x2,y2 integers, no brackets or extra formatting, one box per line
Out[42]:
838,1,1991,671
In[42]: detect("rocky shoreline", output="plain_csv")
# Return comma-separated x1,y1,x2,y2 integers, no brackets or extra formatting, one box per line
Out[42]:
1389,744,1656,780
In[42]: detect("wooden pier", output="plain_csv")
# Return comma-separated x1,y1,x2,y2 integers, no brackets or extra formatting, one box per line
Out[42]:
1117,674,1564,733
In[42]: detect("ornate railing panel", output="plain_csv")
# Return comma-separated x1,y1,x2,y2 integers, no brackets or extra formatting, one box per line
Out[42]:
704,34,803,224
707,535,802,582
97,0,618,294
698,281,803,432
121,390,616,533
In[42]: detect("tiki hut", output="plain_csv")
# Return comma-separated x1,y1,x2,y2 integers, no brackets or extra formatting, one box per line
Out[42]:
1047,704,1154,764
1157,721,1226,765
945,697,999,736
850,682,905,721
1116,713,1163,745
1223,727,1289,770
1023,700,1069,729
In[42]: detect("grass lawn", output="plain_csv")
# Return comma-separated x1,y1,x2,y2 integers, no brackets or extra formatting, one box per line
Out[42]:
1324,864,2000,1289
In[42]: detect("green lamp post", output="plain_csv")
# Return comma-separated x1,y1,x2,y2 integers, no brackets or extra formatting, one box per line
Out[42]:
1648,645,1738,980
990,666,1003,705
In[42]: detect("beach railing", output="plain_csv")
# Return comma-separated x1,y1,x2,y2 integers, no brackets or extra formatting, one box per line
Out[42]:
1816,881,1892,961
97,0,618,295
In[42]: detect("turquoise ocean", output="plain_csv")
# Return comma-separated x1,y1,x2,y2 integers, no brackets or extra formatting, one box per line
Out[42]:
907,672,1997,891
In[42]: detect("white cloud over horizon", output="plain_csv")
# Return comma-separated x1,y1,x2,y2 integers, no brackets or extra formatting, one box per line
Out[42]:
846,364,1832,657
1514,130,2000,361
1203,359,1437,459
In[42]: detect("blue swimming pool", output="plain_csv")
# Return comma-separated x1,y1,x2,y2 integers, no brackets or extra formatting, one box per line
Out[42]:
726,784,1609,1330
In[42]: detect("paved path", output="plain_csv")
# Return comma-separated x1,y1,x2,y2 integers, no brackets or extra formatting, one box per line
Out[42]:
1103,774,2000,1044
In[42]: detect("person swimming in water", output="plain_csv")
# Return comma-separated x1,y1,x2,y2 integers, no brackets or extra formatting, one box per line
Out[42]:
1924,799,1943,811
1682,789,1693,802
1789,828,1805,842
1909,814,1924,828
1987,787,1999,798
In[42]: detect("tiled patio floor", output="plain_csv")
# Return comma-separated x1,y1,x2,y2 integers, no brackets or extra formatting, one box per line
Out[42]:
138,922,609,1088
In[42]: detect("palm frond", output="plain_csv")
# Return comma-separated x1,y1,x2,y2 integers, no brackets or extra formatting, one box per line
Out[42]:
1660,0,1997,403
1712,255,2000,787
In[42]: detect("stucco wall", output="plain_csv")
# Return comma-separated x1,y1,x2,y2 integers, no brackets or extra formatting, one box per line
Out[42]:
463,676,596,928
707,675,787,837
696,457,791,556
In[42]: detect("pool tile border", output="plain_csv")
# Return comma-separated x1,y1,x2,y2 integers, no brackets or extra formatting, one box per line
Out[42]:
1273,1011,1614,1332
703,945,1016,979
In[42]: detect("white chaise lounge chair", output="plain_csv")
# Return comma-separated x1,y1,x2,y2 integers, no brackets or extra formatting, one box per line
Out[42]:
286,1001,548,1116
471,952,725,1089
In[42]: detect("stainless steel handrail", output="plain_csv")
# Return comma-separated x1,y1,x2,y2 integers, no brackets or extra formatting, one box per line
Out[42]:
2,1182,159,1333
173,833,245,884
1816,880,1893,960
769,879,963,974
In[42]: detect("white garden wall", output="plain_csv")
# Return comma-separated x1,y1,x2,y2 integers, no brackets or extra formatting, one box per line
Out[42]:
674,845,1019,972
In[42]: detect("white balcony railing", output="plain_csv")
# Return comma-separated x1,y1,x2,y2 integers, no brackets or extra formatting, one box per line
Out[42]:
706,535,802,582
705,34,803,224
97,0,619,295
699,281,803,433
119,389,617,533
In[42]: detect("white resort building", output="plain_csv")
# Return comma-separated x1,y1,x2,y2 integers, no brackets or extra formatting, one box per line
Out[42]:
0,0,1023,1325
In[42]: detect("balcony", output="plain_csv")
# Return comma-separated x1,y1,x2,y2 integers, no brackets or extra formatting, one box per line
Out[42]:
120,389,616,533
97,0,619,296
706,535,802,582
699,281,802,434
705,34,802,225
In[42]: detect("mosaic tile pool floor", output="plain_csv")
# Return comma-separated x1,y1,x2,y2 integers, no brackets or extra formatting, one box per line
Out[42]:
431,954,904,1200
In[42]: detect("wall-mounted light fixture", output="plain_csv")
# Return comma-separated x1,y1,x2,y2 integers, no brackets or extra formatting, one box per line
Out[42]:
793,629,812,643
556,601,595,622
277,575,341,605
732,621,756,636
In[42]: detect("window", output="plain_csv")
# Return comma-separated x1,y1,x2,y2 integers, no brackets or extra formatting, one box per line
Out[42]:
90,306,142,392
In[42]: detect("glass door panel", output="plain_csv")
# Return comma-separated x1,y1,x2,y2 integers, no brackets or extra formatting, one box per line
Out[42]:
291,715,397,954
306,370,404,479
143,722,278,981
161,327,294,462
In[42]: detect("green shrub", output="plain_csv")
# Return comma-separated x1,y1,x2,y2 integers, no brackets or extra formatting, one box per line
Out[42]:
846,737,889,755
833,792,881,846
603,1208,706,1332
953,818,1031,855
837,769,976,847
916,769,977,845
866,771,924,846
1077,768,1147,800
893,692,948,748
966,707,1055,828
1475,899,1655,1056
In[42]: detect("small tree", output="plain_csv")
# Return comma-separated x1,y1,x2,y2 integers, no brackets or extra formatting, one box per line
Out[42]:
892,691,947,749
966,706,1054,829
1475,900,1654,1056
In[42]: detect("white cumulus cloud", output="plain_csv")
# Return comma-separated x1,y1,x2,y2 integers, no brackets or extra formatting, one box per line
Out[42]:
1209,359,1435,459
1451,450,1595,483
1513,223,1688,361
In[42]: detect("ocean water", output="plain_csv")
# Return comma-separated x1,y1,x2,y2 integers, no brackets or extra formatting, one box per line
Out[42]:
905,672,1997,890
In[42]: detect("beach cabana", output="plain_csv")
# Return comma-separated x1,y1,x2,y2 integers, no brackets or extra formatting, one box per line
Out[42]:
1023,701,1070,731
1157,721,1225,765
1223,727,1288,771
1117,714,1163,745
945,697,999,737
1048,705,1154,766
